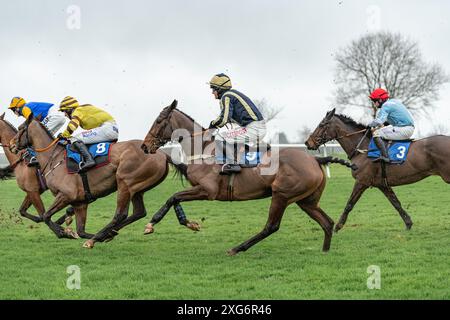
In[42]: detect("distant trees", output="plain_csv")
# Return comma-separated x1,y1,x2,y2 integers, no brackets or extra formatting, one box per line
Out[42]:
254,98,283,123
333,31,449,118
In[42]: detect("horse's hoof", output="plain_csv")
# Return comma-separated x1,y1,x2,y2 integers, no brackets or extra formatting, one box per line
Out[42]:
65,228,79,239
227,249,238,256
83,240,95,249
186,221,201,232
143,223,154,235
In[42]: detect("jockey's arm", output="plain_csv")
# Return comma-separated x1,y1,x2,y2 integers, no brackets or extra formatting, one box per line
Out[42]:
21,106,32,119
61,116,81,138
369,107,389,128
210,96,232,128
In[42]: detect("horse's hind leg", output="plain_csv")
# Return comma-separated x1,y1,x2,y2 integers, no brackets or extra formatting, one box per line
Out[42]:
335,182,368,232
227,192,288,256
378,185,413,230
297,201,334,252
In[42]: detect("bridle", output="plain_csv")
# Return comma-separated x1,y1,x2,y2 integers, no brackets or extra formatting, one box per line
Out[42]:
314,120,369,160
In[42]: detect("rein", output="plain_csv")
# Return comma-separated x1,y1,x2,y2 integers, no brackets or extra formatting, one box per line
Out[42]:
35,138,60,152
335,129,367,141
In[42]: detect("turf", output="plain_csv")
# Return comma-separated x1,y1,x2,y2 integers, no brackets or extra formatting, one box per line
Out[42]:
0,165,449,299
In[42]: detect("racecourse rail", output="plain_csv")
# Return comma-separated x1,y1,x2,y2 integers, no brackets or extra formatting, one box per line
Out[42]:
0,143,343,178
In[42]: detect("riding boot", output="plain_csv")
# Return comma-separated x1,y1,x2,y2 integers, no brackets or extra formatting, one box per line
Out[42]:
220,142,241,175
374,137,390,163
72,141,96,170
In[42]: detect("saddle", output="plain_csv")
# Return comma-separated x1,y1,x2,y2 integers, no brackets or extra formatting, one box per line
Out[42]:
367,138,412,164
217,142,270,175
65,142,114,174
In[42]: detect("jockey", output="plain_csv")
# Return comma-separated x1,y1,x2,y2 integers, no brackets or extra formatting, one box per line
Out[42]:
9,96,66,166
208,73,266,174
368,88,415,162
58,96,119,170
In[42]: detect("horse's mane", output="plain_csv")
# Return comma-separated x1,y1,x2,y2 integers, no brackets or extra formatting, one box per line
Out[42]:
335,114,372,138
174,108,205,130
0,119,18,133
34,120,56,140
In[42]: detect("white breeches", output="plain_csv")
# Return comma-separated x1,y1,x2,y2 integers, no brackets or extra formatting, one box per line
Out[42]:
70,121,119,144
41,106,66,135
214,120,267,144
373,125,415,140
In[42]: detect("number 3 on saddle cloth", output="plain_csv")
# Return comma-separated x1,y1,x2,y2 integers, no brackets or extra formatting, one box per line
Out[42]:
65,142,113,174
367,138,411,164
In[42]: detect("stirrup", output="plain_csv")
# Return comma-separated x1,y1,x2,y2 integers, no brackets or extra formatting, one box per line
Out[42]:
220,164,241,175
27,156,39,167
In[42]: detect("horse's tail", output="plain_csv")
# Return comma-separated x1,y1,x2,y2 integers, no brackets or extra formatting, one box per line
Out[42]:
0,166,14,180
315,156,357,171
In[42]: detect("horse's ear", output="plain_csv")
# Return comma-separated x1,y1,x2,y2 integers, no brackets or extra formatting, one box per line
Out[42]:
169,99,178,110
326,108,336,119
0,112,4,120
26,114,34,124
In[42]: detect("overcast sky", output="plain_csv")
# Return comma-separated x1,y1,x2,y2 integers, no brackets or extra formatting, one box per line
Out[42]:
1,0,450,142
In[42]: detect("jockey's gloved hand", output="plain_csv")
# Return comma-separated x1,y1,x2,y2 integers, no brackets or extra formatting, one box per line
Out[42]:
208,122,217,130
368,120,380,128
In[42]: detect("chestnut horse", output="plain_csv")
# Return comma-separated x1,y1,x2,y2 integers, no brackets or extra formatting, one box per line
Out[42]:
0,113,75,227
141,100,356,255
306,108,450,232
12,116,169,248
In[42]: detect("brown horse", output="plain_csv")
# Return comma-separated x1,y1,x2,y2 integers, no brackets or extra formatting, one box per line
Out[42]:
141,100,356,255
0,113,75,226
12,116,169,248
306,108,450,232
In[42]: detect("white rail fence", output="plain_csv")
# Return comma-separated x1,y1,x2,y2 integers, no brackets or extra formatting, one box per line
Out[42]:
1,144,343,178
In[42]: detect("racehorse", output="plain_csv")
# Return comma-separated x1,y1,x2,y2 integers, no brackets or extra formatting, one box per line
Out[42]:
305,108,450,232
11,116,169,248
0,113,75,227
141,100,356,255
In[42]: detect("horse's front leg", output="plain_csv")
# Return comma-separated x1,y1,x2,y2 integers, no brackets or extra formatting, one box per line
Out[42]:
335,182,368,232
144,185,209,234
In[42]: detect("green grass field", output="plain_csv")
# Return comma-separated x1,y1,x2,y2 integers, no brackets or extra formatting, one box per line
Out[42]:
0,165,449,299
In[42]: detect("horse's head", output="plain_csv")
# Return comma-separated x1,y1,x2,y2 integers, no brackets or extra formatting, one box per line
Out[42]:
305,108,338,150
141,100,178,154
10,115,33,154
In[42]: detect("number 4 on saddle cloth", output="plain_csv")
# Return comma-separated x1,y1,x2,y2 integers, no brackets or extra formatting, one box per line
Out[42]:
367,138,412,164
65,142,113,174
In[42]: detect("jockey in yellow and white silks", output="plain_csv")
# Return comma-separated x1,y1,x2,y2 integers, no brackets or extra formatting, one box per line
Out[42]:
58,96,119,170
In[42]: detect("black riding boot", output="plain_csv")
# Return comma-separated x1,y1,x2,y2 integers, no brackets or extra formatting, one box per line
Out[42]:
72,141,96,170
220,142,241,175
374,137,390,163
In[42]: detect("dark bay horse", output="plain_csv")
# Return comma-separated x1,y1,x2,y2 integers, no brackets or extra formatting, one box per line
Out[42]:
306,108,450,232
141,100,356,255
0,113,75,226
11,116,169,248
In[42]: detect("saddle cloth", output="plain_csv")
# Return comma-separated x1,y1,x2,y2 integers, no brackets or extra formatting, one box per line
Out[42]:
215,143,270,167
65,142,113,174
368,138,411,164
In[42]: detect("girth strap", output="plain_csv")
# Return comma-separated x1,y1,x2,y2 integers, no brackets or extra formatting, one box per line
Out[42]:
227,173,235,201
380,161,389,188
79,171,95,203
